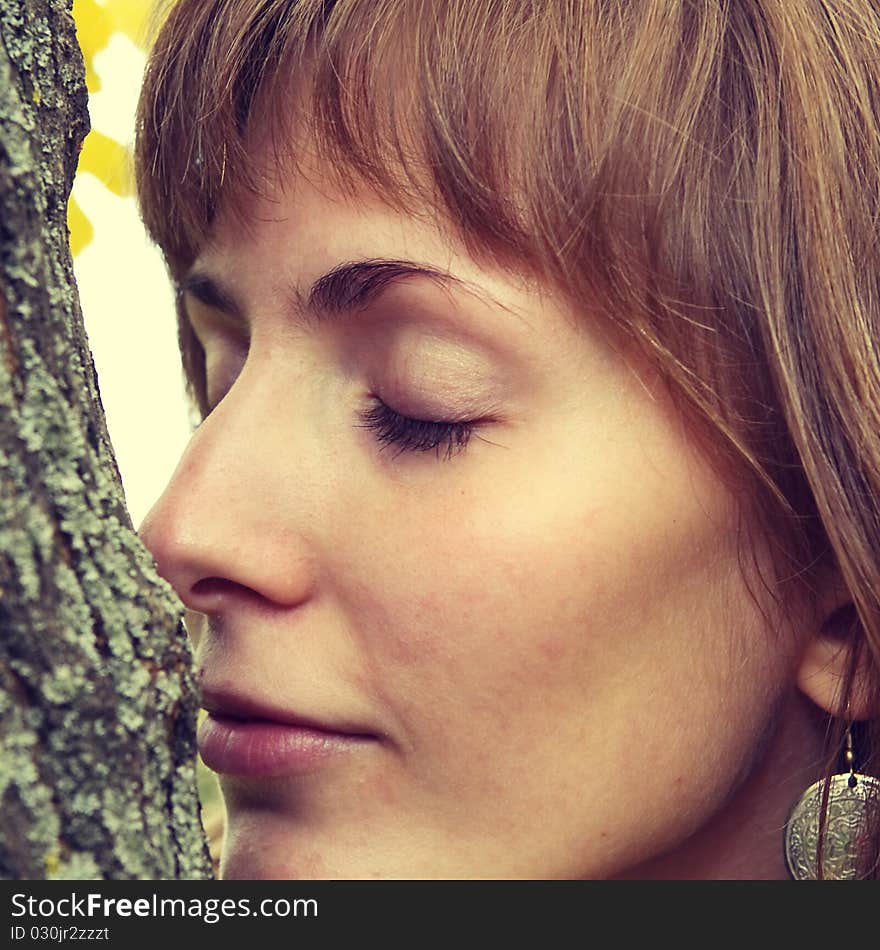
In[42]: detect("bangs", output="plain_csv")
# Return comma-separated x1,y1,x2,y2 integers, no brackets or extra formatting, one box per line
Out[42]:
135,0,718,296
137,0,534,277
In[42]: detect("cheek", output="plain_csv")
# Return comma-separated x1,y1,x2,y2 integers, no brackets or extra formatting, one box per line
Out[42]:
361,484,600,668
348,445,783,745
344,466,647,749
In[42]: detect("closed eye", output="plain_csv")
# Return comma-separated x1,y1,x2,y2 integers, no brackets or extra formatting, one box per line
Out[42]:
357,398,477,461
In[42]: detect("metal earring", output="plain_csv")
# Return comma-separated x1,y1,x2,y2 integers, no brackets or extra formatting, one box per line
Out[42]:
784,723,880,879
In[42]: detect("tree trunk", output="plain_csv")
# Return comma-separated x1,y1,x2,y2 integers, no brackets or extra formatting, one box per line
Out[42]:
0,0,212,879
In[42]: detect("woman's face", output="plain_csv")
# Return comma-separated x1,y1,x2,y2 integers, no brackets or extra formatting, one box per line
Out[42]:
139,159,808,879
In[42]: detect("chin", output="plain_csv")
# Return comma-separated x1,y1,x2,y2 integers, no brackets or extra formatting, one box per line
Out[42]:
219,835,320,879
220,845,322,880
219,818,359,880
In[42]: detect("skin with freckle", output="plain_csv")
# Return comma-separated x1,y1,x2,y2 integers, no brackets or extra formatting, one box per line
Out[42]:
139,167,827,879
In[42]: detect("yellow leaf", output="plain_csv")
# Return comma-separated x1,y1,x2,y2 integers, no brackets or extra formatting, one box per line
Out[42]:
71,0,113,94
103,0,153,49
78,129,133,198
68,197,94,257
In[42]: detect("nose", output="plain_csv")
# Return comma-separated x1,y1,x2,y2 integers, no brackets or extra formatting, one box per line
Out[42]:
139,379,317,615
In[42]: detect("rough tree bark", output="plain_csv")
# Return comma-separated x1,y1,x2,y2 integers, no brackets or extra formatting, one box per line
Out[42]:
0,0,212,879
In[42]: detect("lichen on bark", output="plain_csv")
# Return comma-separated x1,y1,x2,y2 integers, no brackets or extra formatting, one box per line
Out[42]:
0,0,212,879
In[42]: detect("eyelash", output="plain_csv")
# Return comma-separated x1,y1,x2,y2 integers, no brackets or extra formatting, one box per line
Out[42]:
358,398,476,461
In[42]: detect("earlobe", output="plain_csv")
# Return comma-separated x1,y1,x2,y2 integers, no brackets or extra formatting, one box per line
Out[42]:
796,605,880,720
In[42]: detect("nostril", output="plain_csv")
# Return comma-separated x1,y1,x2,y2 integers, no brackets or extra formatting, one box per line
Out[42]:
187,575,272,613
191,577,248,599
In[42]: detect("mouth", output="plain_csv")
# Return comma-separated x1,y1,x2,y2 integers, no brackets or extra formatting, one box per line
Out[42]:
198,689,380,777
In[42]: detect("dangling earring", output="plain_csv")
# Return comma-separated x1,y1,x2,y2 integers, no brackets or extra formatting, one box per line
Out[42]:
784,722,880,879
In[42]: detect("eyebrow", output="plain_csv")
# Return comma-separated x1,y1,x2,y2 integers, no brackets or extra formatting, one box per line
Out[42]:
179,259,484,326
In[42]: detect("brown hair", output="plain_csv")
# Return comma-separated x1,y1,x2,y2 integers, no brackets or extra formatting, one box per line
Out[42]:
135,0,880,876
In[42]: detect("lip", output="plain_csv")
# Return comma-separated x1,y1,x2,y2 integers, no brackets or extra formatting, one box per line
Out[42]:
198,689,379,777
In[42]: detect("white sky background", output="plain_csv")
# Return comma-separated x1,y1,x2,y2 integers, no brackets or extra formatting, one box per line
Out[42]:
72,34,193,529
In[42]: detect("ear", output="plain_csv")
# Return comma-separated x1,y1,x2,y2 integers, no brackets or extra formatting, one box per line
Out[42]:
796,603,880,720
